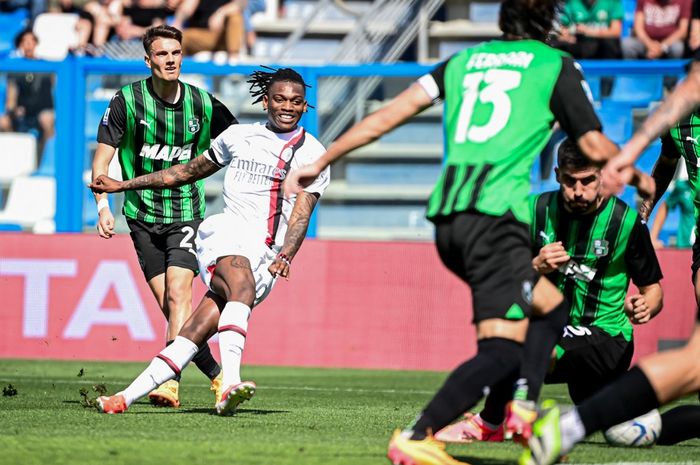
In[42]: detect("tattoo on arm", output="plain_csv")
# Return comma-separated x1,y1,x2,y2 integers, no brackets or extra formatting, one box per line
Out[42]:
280,192,319,259
638,72,700,144
121,156,220,190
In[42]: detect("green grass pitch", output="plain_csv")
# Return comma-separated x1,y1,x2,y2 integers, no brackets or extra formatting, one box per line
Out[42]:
0,359,698,465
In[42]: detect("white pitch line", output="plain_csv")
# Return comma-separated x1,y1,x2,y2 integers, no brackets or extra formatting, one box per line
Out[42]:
0,377,435,395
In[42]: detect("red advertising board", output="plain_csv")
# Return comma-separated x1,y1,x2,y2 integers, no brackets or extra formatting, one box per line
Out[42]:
0,234,695,371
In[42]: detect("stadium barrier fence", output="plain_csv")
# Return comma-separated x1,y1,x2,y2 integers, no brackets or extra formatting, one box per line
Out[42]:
0,57,690,236
1,233,695,370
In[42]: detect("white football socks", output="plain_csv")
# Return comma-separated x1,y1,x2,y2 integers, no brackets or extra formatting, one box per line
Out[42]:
121,336,199,406
218,301,251,388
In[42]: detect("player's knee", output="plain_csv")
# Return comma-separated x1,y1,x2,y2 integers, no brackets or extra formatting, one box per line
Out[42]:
477,337,523,373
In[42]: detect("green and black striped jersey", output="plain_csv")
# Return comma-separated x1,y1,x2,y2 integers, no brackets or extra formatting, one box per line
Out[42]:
418,39,601,224
97,78,236,223
530,191,662,341
662,112,700,220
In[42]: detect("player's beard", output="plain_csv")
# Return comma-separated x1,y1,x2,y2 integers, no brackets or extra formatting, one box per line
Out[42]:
566,198,596,215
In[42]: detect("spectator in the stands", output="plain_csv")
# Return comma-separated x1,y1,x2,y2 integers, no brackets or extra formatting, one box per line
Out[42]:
243,0,265,53
0,28,54,161
0,0,47,20
622,0,691,58
53,0,95,53
687,0,700,53
171,0,246,62
82,0,121,49
555,0,623,58
115,0,170,41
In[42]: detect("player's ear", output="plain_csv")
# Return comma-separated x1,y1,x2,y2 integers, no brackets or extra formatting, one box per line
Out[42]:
144,54,151,69
555,167,561,183
262,94,269,111
302,101,308,113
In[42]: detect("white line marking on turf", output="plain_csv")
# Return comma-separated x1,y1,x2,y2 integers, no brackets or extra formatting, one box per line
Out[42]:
0,377,436,395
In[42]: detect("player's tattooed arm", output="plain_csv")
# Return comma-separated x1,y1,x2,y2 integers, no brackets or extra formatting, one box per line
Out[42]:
280,191,319,260
120,156,221,191
622,63,700,162
269,191,319,279
90,155,221,193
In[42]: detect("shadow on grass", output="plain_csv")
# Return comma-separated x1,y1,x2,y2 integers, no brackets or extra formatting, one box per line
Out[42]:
452,455,519,465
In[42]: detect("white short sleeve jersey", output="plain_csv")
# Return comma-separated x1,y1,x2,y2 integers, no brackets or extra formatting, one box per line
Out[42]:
204,122,330,247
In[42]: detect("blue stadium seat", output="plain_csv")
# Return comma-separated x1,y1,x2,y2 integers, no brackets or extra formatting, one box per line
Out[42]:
0,10,29,57
619,185,637,208
597,103,632,144
0,223,22,231
346,163,441,186
622,0,636,37
585,76,601,102
637,141,662,174
85,99,110,140
607,75,663,106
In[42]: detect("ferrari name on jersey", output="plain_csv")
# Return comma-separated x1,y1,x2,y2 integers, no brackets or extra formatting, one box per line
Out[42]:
138,143,194,161
466,51,534,70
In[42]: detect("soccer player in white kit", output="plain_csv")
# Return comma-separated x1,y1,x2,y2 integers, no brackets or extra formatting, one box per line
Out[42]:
89,68,330,416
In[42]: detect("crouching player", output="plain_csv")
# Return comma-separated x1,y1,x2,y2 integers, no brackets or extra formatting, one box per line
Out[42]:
89,68,330,415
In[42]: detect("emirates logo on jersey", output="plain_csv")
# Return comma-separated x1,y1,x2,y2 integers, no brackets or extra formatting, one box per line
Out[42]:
188,117,200,134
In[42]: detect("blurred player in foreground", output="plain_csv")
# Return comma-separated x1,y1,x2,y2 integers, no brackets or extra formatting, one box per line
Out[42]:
284,0,651,463
90,67,330,415
437,139,663,444
91,25,236,407
521,49,700,465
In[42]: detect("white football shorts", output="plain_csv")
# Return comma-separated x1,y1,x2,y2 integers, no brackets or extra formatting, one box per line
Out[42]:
195,213,278,307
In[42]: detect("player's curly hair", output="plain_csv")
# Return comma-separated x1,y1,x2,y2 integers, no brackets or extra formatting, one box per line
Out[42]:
499,0,562,42
247,66,312,106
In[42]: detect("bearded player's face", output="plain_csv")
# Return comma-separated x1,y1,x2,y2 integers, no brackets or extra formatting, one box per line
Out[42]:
145,38,182,83
556,166,602,215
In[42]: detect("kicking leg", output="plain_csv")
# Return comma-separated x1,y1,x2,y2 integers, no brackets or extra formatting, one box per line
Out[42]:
209,255,258,415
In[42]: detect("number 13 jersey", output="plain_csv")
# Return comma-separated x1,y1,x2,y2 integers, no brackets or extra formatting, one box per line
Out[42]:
419,39,601,225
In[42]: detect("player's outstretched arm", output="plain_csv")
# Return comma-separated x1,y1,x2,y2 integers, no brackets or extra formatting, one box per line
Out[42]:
283,83,433,196
90,155,221,193
268,191,319,279
621,62,700,164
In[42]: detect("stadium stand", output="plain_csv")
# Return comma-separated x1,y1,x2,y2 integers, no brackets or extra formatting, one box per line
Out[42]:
32,13,79,61
0,132,37,184
0,175,55,231
0,0,690,244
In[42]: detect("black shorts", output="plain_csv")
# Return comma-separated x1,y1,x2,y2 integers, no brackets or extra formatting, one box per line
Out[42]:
545,325,633,404
691,221,700,281
434,210,537,323
127,218,201,281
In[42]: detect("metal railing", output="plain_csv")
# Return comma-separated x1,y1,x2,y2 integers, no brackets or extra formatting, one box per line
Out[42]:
0,57,690,234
